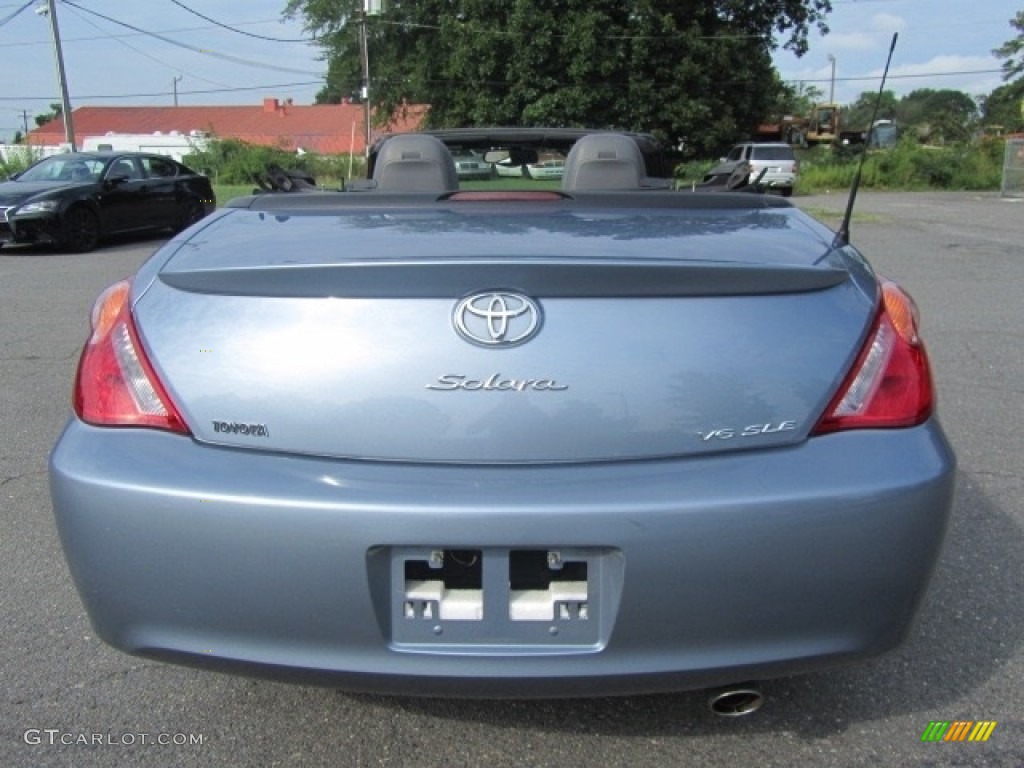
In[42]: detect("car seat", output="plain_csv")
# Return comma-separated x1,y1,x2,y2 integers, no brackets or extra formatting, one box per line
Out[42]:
561,133,647,191
371,134,459,193
111,159,138,179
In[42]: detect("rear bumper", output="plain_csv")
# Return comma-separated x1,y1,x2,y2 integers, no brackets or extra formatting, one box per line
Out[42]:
50,419,955,697
751,171,796,189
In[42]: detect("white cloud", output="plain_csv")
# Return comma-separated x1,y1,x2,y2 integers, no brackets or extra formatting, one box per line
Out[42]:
870,13,907,35
823,31,878,52
870,54,1004,100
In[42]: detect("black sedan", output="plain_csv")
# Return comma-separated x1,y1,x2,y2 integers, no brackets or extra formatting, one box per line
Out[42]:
0,152,215,252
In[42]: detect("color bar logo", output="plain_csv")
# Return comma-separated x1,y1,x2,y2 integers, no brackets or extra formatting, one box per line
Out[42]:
921,721,997,742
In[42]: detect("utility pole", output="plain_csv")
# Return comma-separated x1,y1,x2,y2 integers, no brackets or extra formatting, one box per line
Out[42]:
173,75,183,106
827,54,836,104
359,3,370,156
41,0,76,149
359,1,382,157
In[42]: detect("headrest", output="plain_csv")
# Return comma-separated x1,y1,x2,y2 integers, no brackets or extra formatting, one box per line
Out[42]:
561,133,646,191
372,134,459,193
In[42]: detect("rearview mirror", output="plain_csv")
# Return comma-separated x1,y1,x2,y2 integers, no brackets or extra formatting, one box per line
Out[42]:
484,148,539,165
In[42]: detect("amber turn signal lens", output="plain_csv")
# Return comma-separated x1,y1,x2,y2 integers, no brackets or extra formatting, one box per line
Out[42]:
881,280,920,346
89,280,131,344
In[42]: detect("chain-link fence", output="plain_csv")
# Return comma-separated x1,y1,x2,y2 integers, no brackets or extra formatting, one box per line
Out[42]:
1002,138,1024,198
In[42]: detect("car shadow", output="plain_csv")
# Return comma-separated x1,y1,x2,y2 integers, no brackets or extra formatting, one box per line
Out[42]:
345,472,1021,737
0,231,170,257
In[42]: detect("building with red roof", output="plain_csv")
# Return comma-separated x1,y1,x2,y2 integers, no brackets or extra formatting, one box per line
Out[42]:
28,98,426,155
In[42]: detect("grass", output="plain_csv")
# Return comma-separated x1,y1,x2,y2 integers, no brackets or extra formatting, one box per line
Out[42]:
673,139,1006,195
213,184,259,205
797,207,888,229
789,139,1004,193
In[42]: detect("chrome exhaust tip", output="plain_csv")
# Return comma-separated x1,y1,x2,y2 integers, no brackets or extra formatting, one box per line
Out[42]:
707,685,764,717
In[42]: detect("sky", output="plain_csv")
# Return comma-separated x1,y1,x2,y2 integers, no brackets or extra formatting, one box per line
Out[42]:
771,0,1012,108
0,0,1016,143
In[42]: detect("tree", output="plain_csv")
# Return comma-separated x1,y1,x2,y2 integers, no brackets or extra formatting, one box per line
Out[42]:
993,10,1024,83
981,80,1024,132
285,0,833,156
988,9,1024,132
843,89,899,131
34,103,63,128
896,89,977,144
790,82,825,116
841,89,977,144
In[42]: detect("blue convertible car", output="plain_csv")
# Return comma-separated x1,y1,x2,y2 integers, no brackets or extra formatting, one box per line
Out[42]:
50,132,954,705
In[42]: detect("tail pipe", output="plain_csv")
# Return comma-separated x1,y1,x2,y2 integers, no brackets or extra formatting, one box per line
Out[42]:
707,684,764,717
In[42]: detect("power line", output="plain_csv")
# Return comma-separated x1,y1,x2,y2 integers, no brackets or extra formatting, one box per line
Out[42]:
0,80,324,101
1,65,995,102
61,2,233,90
166,0,315,42
0,0,32,27
61,0,324,77
783,68,1004,85
0,19,293,48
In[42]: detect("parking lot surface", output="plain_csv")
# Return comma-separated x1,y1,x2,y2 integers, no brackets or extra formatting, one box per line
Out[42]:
1,192,1022,767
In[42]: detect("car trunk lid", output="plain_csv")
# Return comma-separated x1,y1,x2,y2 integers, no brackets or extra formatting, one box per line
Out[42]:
136,204,874,463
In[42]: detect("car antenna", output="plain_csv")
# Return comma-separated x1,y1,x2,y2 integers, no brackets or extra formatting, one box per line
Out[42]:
833,32,898,248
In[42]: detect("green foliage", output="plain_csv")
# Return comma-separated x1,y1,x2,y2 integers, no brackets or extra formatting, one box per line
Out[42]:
843,90,899,130
212,184,261,205
841,88,977,145
993,10,1024,82
183,138,303,184
182,138,364,185
0,145,44,178
674,136,1003,193
287,0,834,156
796,139,1004,192
981,79,1024,132
673,159,718,183
33,103,63,128
769,78,825,121
899,89,978,144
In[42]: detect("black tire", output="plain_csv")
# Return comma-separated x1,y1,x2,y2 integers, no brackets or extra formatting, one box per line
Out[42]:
177,199,206,232
62,206,100,253
780,188,793,198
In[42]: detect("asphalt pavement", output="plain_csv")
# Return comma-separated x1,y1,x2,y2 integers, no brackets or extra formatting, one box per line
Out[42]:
1,192,1022,767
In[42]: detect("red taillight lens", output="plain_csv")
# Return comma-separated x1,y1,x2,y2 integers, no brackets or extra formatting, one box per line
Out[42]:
812,280,933,434
74,280,190,434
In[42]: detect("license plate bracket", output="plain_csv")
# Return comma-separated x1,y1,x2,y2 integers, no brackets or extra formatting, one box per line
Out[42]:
383,547,622,651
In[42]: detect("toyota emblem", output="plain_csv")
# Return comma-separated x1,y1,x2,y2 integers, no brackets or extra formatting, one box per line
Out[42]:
453,292,542,347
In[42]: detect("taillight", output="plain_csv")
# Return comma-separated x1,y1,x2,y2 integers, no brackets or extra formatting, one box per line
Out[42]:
812,280,933,434
74,279,190,434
